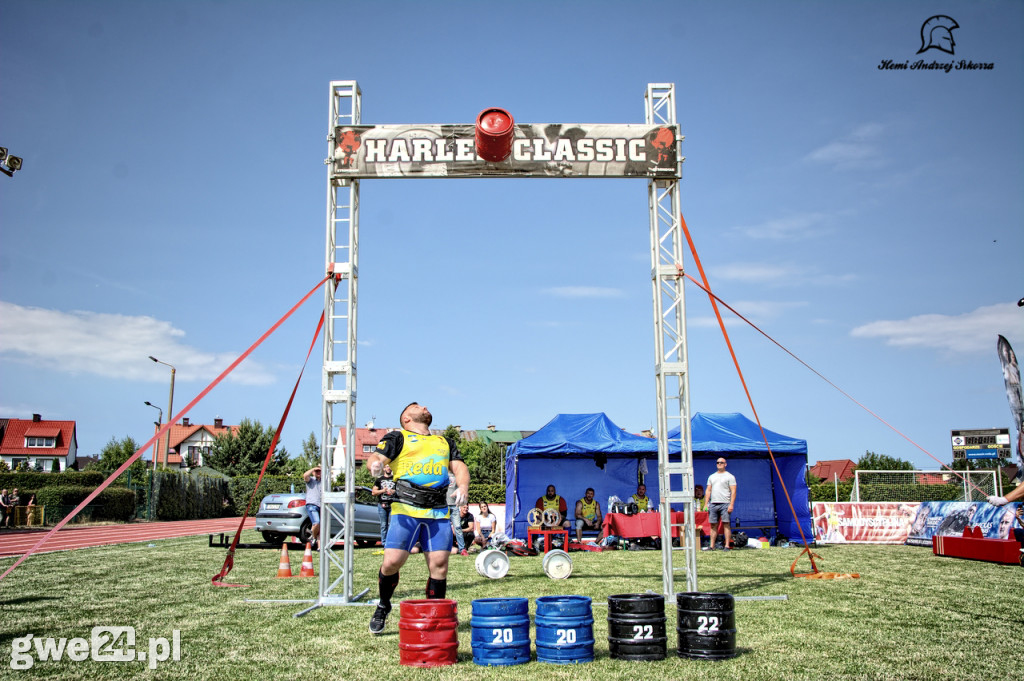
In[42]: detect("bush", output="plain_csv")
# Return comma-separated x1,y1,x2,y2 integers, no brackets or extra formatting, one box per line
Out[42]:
469,482,505,505
810,482,854,502
220,475,506,513
228,475,299,516
33,485,136,523
809,481,967,502
857,483,963,502
152,470,229,521
0,470,106,490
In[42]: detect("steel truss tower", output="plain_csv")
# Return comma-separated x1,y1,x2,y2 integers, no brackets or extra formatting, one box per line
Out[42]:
299,81,366,615
308,81,696,613
646,84,697,595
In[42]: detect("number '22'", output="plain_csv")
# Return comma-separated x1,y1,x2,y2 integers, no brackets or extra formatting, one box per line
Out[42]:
696,615,720,634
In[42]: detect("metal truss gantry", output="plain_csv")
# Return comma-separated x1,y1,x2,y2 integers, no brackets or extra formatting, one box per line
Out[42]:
646,84,698,596
306,81,696,612
296,81,366,616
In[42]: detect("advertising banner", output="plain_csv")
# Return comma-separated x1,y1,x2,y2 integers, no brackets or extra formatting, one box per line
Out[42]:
812,502,920,544
330,124,681,179
996,334,1024,481
905,501,1022,546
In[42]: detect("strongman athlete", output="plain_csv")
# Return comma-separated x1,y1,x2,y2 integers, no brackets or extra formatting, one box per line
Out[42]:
366,402,469,634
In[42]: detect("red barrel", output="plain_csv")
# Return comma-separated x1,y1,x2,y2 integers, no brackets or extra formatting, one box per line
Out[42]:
475,107,515,162
398,599,459,667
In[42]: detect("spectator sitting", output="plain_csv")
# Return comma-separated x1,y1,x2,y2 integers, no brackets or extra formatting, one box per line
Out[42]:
456,504,475,552
574,488,603,542
535,485,571,530
473,501,498,549
631,484,654,512
630,483,659,547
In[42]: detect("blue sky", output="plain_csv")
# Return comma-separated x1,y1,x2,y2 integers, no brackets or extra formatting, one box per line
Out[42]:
1,1,1022,471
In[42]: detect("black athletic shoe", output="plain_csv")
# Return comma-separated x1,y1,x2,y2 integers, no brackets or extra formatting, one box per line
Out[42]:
369,604,391,635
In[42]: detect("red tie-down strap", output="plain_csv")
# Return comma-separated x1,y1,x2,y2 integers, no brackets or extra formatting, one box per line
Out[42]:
213,310,324,587
0,275,329,583
678,213,819,574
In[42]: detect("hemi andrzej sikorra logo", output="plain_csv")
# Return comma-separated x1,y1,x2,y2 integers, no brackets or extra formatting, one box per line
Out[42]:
878,16,994,73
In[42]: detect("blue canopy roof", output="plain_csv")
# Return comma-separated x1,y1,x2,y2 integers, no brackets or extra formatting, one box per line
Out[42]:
672,412,807,454
506,413,657,458
504,411,811,542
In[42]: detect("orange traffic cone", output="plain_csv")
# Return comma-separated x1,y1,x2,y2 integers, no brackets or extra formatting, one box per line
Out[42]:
299,543,316,578
276,544,293,578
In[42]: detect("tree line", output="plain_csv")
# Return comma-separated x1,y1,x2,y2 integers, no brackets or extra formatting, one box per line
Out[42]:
70,420,506,487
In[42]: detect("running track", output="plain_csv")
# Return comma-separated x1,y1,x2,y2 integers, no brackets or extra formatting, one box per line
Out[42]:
0,518,256,558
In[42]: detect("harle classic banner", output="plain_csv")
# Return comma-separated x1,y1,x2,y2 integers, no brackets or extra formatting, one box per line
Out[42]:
331,124,681,179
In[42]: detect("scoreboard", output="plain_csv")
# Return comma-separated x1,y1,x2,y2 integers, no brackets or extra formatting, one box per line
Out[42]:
950,428,1011,460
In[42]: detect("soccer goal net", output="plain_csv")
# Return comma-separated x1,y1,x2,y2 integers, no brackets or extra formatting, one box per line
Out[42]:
851,470,997,503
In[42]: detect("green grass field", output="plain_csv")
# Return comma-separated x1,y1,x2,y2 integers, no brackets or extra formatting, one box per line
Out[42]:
1,532,1020,680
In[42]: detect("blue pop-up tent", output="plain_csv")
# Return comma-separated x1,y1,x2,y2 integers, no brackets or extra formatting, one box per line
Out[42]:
504,412,811,542
670,413,811,542
503,413,658,539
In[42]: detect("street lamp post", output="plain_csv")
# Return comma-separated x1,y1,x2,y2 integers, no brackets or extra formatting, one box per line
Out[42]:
143,401,163,465
148,356,176,468
143,401,163,520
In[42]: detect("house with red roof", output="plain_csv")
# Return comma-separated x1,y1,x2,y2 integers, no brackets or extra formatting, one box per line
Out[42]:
809,459,857,482
150,416,239,469
0,414,78,472
333,424,390,473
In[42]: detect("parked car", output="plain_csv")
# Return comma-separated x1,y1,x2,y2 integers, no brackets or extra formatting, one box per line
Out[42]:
254,485,381,546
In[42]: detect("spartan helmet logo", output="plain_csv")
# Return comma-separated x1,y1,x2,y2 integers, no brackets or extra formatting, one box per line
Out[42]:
917,15,959,55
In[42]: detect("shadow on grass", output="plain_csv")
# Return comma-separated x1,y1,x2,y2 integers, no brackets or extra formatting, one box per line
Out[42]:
0,595,59,606
700,573,795,593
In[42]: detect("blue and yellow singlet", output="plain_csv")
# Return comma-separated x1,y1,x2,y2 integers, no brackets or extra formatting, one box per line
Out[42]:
376,429,462,520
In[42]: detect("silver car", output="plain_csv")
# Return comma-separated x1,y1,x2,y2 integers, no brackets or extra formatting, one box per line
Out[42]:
254,485,381,546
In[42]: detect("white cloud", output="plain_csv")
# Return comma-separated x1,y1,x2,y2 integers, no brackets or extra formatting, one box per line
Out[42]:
712,263,798,284
710,262,857,287
731,212,835,240
543,286,625,299
850,303,1023,354
0,301,275,385
804,123,888,170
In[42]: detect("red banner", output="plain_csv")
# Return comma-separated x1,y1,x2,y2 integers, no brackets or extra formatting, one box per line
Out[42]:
812,502,921,544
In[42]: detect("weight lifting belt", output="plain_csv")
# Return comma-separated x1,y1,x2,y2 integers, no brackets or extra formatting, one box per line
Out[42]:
393,479,449,510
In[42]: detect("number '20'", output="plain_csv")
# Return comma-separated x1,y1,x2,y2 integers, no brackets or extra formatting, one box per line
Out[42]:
491,628,514,644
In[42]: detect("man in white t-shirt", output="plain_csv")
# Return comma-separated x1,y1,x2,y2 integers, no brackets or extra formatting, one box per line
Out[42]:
703,457,737,551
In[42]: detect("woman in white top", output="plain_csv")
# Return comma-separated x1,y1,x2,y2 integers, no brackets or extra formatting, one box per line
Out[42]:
473,501,498,547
